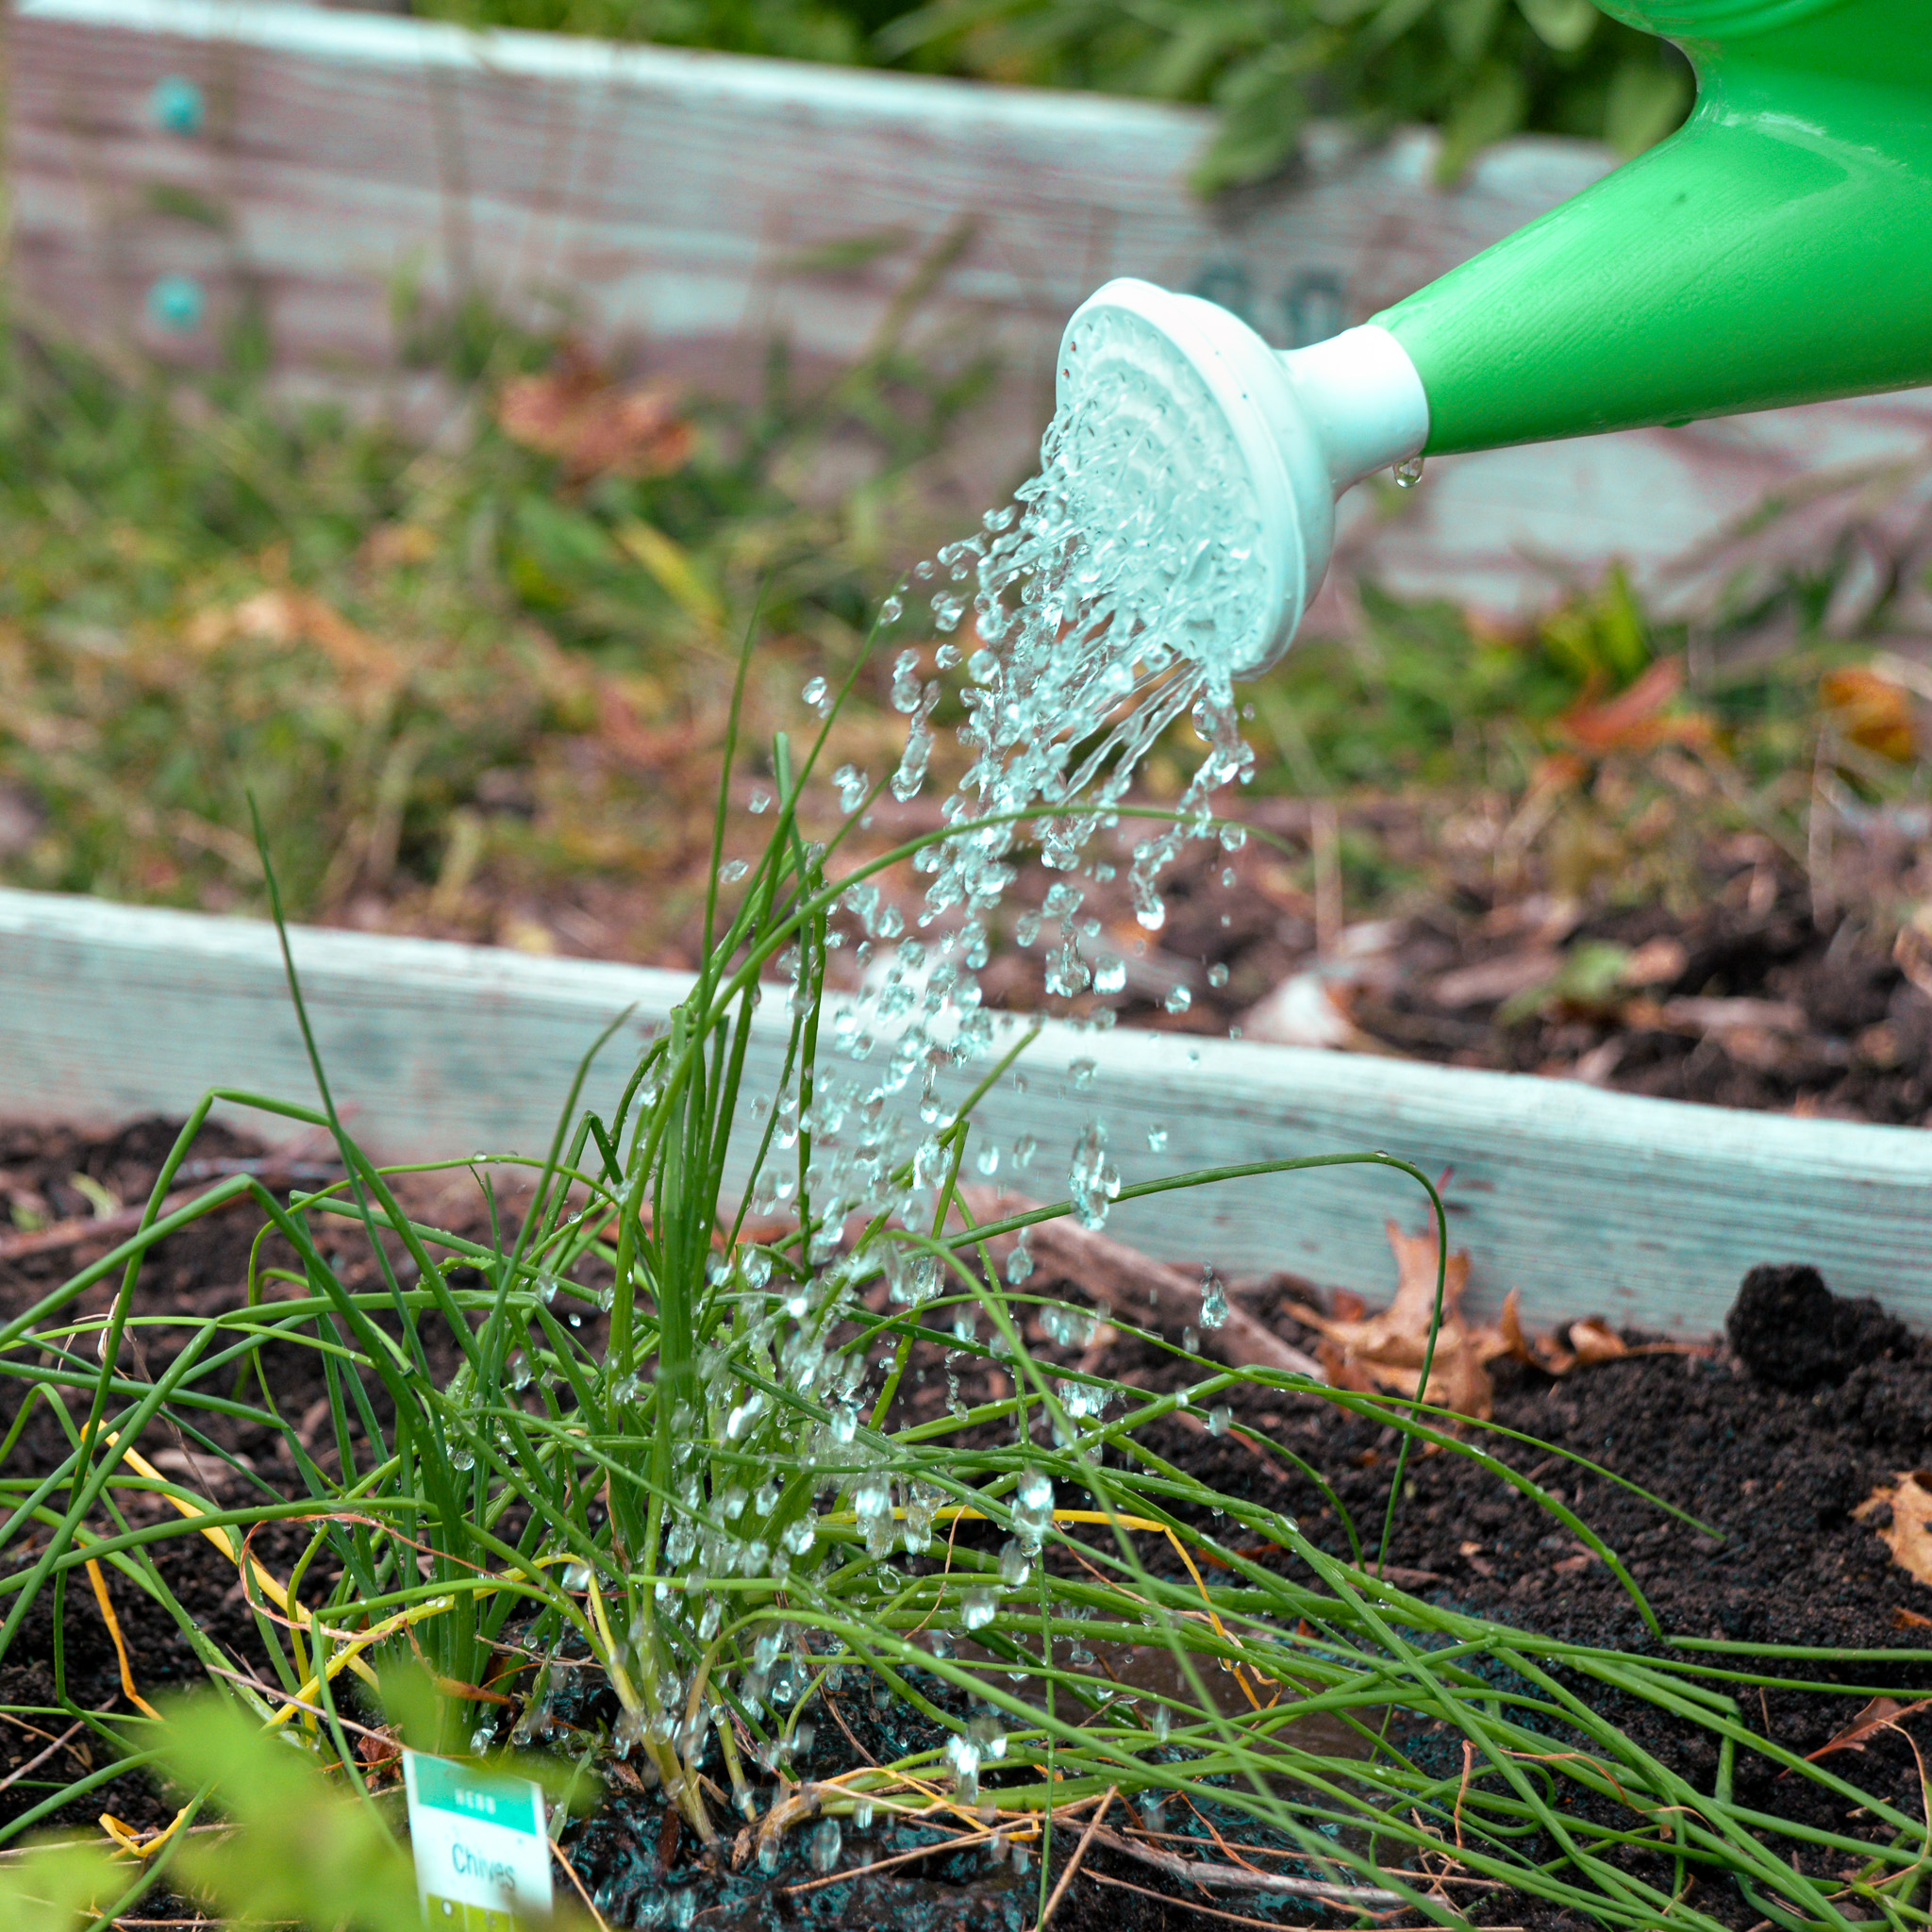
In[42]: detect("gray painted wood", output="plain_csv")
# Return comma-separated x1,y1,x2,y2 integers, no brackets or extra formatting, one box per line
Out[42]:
4,887,1928,1335
12,0,1932,618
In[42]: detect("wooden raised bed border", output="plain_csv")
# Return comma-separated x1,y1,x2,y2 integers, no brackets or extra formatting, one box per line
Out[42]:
4,887,1929,1336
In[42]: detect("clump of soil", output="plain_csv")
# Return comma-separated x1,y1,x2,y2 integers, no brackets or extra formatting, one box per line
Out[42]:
1726,1260,1915,1391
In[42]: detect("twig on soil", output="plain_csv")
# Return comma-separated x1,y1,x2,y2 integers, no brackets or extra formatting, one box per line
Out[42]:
781,1816,1009,1895
1031,1784,1116,1932
0,1157,334,1265
1086,1824,1405,1907
0,1719,88,1793
549,1832,612,1932
1083,1867,1424,1928
818,1688,879,1767
966,1191,1324,1381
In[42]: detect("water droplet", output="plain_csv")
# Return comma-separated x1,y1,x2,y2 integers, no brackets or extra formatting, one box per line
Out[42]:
1206,1404,1231,1436
1394,454,1424,488
833,764,870,811
1200,1267,1228,1331
1067,1120,1119,1232
1164,985,1192,1014
748,784,773,814
1207,962,1229,988
808,1817,842,1873
802,675,832,716
720,858,748,883
959,1588,998,1631
881,593,905,623
1145,1124,1168,1152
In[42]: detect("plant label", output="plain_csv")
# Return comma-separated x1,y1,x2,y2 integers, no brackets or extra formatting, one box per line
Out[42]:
403,1749,554,1929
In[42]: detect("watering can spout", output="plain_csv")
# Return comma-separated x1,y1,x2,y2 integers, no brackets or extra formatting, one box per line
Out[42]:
1060,0,1932,675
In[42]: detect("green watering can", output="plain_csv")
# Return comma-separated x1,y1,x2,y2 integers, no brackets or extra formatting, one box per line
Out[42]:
1064,0,1932,677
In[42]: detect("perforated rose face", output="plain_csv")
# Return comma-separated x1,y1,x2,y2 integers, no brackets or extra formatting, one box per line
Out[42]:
1045,300,1273,691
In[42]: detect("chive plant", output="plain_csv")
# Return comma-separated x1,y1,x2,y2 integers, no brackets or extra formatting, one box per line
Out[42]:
1,644,1928,1932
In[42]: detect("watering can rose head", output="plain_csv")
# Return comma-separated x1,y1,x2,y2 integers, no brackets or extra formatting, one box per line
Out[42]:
1059,0,1932,671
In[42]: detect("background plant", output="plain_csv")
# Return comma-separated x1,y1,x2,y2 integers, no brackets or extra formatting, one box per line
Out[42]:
406,0,1697,190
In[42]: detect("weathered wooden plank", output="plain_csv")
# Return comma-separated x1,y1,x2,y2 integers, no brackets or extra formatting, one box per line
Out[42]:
4,887,1928,1335
13,0,1932,616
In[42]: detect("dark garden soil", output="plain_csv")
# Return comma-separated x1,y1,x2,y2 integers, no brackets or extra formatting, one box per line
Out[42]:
4,1119,1931,1930
950,800,1932,1129
382,788,1932,1129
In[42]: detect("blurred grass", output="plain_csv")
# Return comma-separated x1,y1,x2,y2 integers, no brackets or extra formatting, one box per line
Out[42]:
1,268,1927,958
0,291,982,947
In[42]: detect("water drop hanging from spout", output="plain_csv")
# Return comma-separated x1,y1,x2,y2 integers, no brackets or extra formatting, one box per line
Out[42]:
1393,455,1424,489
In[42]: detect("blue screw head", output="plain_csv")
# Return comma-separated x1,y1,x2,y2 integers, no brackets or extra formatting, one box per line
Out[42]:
146,274,207,334
150,75,206,136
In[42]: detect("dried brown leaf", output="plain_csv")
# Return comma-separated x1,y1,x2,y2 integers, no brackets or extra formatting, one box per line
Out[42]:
1822,665,1919,764
1805,1695,1932,1763
1567,1319,1628,1366
1291,1223,1491,1418
496,344,694,482
1557,658,1713,758
1857,1471,1932,1589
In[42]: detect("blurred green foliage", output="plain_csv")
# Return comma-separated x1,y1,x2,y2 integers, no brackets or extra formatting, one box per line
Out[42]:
411,0,914,62
882,0,1692,190
406,0,1695,192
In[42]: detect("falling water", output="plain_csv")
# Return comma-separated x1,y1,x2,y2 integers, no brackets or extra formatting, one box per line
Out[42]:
637,296,1277,1725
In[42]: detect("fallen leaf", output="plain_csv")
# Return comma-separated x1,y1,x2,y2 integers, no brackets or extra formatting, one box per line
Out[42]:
1804,1695,1932,1763
496,342,694,482
1240,973,1383,1052
1291,1223,1494,1417
1429,949,1561,1009
1567,1320,1627,1366
1557,657,1712,758
1857,1472,1932,1589
1494,1290,1641,1376
1822,665,1919,764
212,589,406,694
1894,1606,1932,1631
